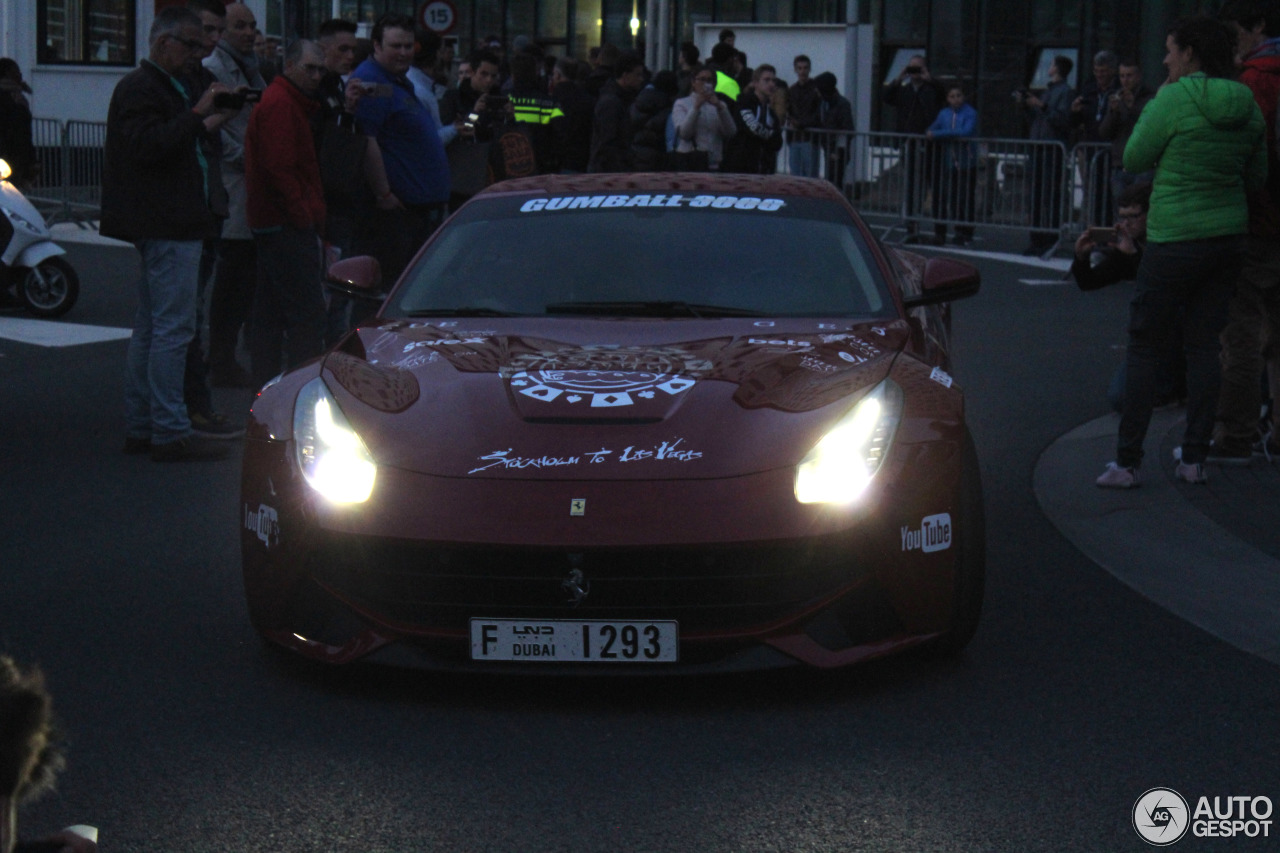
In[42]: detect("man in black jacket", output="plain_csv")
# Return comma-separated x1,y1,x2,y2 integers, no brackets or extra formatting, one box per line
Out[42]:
786,55,821,177
101,6,236,462
551,57,594,172
882,55,945,237
724,64,780,174
588,53,645,173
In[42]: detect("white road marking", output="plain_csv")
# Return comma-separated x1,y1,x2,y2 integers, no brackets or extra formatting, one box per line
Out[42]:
0,317,131,347
50,222,131,248
904,244,1073,272
1019,278,1071,286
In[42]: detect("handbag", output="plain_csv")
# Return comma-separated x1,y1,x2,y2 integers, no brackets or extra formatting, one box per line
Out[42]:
666,119,710,171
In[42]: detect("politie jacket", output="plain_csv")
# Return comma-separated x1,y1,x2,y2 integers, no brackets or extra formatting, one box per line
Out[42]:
1124,72,1267,243
100,60,219,242
244,73,325,232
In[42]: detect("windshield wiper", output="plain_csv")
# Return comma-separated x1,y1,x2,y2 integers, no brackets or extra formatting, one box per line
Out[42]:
543,300,766,318
402,307,517,317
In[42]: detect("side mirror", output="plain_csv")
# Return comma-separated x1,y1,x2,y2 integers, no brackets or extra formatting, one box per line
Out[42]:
902,257,981,308
325,256,387,302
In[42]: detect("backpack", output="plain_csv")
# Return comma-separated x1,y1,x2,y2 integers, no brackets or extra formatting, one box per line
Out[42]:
489,123,539,181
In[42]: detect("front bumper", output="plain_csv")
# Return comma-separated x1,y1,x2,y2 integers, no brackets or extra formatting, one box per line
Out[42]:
241,433,962,672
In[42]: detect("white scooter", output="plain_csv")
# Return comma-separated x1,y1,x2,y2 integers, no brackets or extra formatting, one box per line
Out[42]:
0,158,79,317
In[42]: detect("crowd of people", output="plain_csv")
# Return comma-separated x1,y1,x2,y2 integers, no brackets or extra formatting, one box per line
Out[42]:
1077,5,1278,488
94,13,862,462
60,1,1280,481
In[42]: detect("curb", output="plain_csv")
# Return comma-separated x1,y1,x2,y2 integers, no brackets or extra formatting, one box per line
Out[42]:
1034,410,1280,664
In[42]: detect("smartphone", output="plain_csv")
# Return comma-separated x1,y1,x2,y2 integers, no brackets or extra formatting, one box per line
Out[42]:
1088,226,1117,244
212,90,246,109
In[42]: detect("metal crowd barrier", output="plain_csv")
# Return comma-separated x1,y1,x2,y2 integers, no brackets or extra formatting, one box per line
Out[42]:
28,117,1116,253
26,118,67,218
787,128,1118,254
26,118,108,227
63,121,107,224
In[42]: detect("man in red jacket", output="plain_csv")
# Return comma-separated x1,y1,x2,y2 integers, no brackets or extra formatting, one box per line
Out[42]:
244,39,327,389
1213,1,1280,462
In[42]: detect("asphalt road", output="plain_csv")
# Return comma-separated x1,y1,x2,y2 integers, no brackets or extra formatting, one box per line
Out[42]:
1,240,1277,852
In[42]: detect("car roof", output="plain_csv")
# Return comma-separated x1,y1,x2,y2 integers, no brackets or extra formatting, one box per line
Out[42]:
476,173,850,203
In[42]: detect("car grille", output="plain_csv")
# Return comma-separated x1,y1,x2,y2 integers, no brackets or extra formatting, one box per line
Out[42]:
306,532,874,635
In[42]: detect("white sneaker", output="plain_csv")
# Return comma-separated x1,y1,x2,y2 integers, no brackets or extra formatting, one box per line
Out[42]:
1096,462,1140,489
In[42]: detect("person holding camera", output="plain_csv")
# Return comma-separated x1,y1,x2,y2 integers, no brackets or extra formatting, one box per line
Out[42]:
671,66,738,171
439,50,506,203
101,6,239,462
1019,55,1076,255
881,56,945,238
1099,59,1156,201
440,50,504,139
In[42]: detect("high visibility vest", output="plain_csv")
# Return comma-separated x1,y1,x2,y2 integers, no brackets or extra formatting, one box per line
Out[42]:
714,71,741,102
511,93,565,125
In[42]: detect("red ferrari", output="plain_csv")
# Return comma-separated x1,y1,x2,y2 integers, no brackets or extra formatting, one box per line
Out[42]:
241,174,984,672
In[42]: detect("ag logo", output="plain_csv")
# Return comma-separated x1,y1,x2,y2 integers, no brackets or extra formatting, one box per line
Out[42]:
1133,788,1190,846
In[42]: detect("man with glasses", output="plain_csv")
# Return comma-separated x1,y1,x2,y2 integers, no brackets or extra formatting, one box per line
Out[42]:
101,6,237,462
243,40,329,389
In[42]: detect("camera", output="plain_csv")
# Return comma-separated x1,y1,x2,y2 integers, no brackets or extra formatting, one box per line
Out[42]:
905,65,923,75
213,89,261,110
463,95,510,130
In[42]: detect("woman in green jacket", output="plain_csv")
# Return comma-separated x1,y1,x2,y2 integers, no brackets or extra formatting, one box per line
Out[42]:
1097,15,1268,488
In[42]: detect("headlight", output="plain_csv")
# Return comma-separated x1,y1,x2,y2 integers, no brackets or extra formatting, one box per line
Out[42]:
795,379,903,504
294,377,377,504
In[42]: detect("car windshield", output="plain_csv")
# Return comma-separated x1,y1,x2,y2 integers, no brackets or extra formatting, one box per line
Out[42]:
384,193,895,319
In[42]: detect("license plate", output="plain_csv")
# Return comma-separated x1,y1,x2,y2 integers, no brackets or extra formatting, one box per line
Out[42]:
470,619,678,663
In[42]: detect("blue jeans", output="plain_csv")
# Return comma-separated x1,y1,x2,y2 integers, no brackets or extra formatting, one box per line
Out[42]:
125,239,202,444
1117,236,1241,467
788,141,818,178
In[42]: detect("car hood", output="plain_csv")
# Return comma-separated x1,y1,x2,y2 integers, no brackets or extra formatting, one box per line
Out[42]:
320,318,909,479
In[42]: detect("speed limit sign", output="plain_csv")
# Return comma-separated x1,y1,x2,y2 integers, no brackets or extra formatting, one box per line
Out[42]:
418,0,457,34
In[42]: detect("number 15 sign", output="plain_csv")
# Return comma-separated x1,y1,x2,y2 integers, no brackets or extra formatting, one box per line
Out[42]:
418,0,457,34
